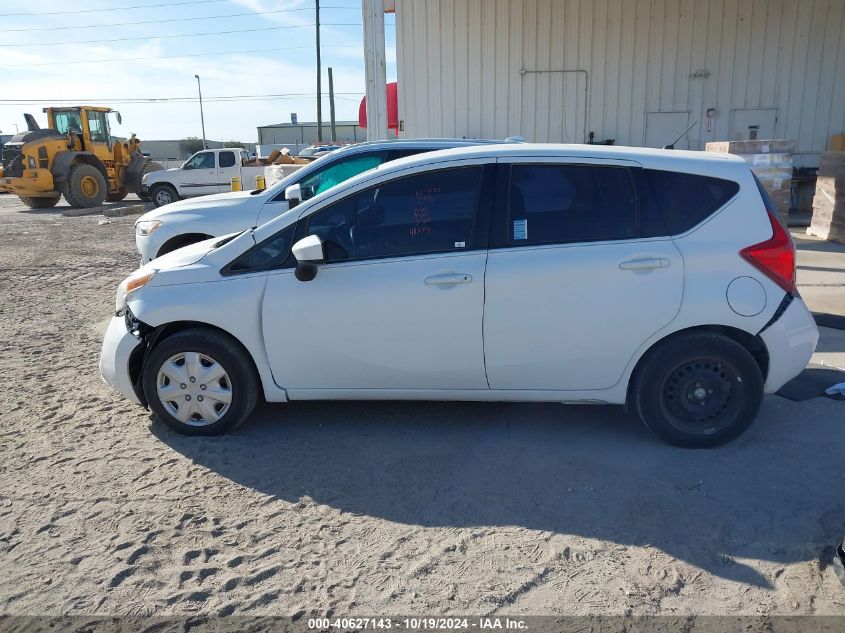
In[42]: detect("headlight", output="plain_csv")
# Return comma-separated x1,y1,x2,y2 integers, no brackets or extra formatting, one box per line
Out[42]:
115,270,155,314
27,156,36,168
141,173,149,184
135,219,162,236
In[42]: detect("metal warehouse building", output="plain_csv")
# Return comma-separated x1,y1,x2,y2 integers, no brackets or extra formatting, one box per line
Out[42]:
391,0,845,167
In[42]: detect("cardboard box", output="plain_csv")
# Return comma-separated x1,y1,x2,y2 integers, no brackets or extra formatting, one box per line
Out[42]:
705,140,796,155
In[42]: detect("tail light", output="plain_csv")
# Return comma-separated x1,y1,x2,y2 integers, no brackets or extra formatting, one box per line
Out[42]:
739,209,796,294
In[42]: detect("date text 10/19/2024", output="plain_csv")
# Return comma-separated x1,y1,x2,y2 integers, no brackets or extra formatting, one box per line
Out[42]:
307,617,528,631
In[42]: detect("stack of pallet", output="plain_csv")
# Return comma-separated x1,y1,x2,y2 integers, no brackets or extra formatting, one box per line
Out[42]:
705,140,795,217
807,151,845,244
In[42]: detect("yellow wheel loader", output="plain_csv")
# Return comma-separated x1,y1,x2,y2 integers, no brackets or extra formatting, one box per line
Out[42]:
0,106,162,209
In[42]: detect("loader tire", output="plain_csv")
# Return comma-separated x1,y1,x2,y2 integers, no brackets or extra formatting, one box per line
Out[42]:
107,187,129,202
19,195,60,209
64,163,107,208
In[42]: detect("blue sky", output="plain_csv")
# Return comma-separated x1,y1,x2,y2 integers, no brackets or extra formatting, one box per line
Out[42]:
0,0,397,142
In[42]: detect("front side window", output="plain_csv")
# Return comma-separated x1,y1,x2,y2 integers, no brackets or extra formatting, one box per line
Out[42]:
507,164,637,245
226,224,296,273
53,110,83,135
184,152,215,170
219,151,236,168
305,166,483,262
298,152,390,201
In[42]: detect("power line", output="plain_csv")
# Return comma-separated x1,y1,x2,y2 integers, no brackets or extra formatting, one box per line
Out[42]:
0,22,362,48
0,44,362,68
0,0,233,18
4,5,358,32
5,8,297,32
0,93,364,105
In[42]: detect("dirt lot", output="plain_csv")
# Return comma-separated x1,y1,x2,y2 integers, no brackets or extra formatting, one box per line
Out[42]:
0,196,844,618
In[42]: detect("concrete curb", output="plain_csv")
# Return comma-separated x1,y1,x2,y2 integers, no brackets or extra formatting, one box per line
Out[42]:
62,203,147,218
62,206,104,217
103,204,146,218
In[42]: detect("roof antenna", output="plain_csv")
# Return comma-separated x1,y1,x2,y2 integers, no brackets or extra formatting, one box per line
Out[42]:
663,120,697,150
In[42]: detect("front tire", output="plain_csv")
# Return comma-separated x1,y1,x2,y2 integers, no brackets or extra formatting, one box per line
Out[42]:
632,332,764,448
150,184,178,207
142,328,259,436
19,195,60,209
64,163,107,208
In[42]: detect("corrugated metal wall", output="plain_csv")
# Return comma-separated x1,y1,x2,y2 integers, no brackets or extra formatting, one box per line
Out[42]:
395,0,845,166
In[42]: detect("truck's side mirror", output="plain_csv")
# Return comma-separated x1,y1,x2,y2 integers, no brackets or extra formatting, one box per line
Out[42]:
285,183,303,208
292,234,325,282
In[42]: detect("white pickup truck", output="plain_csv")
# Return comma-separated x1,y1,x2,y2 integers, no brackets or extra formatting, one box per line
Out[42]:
139,147,304,207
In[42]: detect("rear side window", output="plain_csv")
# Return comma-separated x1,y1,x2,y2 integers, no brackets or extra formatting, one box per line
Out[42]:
507,164,637,245
219,151,236,168
644,169,739,234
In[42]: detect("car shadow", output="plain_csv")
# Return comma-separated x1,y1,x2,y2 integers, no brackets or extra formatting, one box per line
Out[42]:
151,397,845,589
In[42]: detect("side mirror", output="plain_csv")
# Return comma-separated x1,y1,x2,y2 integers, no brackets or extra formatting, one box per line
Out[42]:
292,234,324,282
285,183,303,208
115,111,123,125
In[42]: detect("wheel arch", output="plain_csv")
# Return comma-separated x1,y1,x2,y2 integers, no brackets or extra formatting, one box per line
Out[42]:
625,324,770,407
52,152,107,184
156,233,214,258
129,320,266,407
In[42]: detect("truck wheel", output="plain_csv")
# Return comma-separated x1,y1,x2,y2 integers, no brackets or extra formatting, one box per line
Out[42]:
64,163,107,208
107,187,128,202
19,195,60,209
150,183,178,207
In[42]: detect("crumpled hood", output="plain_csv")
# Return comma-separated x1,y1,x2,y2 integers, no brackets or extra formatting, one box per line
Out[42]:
137,190,268,222
142,234,224,270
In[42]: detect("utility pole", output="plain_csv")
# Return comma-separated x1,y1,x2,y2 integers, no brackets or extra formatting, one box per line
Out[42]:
328,67,337,142
362,0,388,140
315,0,323,143
194,74,207,149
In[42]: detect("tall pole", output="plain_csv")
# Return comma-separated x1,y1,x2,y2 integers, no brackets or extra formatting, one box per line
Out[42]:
194,74,207,149
315,0,323,143
362,0,388,140
328,67,337,142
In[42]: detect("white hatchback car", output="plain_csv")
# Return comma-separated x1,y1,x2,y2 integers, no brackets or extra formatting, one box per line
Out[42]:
101,144,818,447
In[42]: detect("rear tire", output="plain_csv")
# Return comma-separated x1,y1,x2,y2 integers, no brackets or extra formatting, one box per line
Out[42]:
142,328,259,436
19,195,60,209
632,332,764,448
64,163,107,208
150,183,178,207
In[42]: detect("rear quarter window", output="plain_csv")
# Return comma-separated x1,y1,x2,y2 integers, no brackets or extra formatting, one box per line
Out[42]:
644,169,739,235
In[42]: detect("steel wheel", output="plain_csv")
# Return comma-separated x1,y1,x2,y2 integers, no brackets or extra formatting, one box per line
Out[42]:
156,351,232,427
80,174,100,198
154,188,173,206
659,356,745,436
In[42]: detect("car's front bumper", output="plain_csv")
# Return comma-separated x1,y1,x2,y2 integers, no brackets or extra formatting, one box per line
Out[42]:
99,315,144,405
759,296,819,393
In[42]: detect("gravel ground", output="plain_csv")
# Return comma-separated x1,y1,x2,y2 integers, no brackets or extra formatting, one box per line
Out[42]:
0,197,844,619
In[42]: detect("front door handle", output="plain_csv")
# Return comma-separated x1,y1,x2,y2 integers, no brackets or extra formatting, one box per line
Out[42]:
424,273,472,286
618,258,670,271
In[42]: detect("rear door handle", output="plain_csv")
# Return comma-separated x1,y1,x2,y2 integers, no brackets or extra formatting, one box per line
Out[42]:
424,273,473,286
618,258,670,271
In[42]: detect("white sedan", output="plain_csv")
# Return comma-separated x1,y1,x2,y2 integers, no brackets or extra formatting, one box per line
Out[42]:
101,143,818,447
